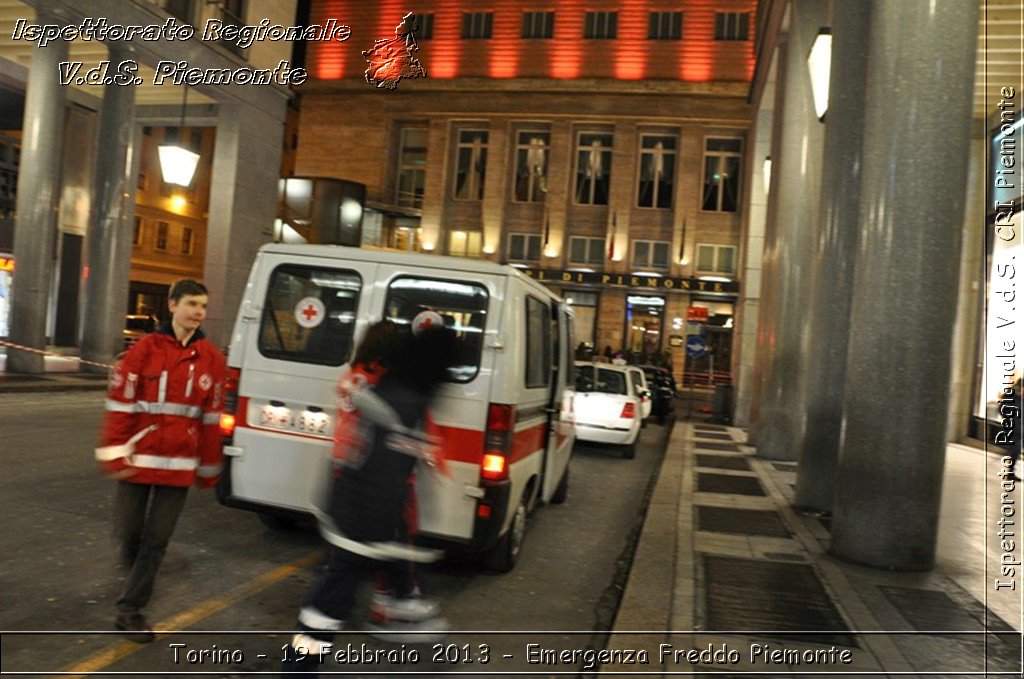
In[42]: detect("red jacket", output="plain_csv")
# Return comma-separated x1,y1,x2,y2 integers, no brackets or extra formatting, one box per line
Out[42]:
96,326,226,488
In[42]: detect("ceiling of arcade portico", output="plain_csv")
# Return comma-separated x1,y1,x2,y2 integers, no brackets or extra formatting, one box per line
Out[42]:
0,0,1019,119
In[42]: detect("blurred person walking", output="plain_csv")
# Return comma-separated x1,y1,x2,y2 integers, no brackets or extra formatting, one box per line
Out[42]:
283,320,456,675
95,279,226,643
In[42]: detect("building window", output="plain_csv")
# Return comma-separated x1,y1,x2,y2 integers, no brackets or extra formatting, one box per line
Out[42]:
181,226,194,254
132,217,143,247
637,134,676,209
715,12,750,41
702,137,742,212
462,12,493,39
396,127,428,208
696,244,737,275
574,132,613,205
508,233,542,262
632,240,670,270
584,11,617,39
138,172,148,191
454,130,488,201
390,225,422,251
190,130,203,152
448,230,482,257
649,11,682,40
568,236,606,266
413,13,434,39
155,222,169,251
522,11,554,39
514,131,549,203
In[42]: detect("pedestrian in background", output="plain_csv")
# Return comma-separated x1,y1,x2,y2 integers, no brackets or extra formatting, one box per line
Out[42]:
95,279,226,643
284,321,456,675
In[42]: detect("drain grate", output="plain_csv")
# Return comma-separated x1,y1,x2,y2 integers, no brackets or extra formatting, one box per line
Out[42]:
694,424,727,432
697,473,765,496
697,506,790,537
696,454,751,471
693,441,742,452
771,462,798,472
703,555,856,647
695,432,734,441
881,586,1020,669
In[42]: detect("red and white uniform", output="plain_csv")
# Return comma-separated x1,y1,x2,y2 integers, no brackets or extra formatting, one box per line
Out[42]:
96,327,227,488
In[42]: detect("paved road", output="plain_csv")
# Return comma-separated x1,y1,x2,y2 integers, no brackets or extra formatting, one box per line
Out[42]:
0,391,671,675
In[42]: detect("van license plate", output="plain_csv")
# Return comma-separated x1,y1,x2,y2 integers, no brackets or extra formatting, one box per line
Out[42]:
258,405,331,437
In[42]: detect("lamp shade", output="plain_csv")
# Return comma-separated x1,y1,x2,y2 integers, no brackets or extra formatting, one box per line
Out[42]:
158,144,200,187
807,28,832,120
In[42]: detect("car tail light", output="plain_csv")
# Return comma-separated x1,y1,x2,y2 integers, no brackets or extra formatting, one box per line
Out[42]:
620,402,636,419
220,367,241,442
481,403,514,481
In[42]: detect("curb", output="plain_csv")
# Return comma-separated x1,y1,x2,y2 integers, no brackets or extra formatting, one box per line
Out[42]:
0,379,108,394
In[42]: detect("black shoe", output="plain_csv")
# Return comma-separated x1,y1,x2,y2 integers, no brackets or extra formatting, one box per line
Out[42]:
115,612,155,643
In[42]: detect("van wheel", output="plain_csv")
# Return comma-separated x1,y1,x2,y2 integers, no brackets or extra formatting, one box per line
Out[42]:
259,513,298,531
485,497,527,573
621,441,636,459
550,467,569,505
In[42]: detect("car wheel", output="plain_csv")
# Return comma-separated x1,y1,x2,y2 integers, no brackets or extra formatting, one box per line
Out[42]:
485,495,527,572
550,467,569,505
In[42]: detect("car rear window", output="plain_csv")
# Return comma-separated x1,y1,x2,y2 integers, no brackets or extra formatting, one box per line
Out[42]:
258,265,361,366
384,276,488,383
595,368,628,395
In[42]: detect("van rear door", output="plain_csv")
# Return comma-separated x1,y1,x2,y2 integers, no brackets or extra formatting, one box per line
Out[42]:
540,301,574,502
372,265,500,542
228,256,377,513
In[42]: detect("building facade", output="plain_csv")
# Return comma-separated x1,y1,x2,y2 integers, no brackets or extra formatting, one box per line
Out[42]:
293,0,757,381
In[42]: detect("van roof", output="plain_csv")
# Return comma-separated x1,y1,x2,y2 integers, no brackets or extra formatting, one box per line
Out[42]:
258,243,560,299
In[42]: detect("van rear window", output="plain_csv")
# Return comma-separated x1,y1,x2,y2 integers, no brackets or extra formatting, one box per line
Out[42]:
384,277,488,383
258,265,361,366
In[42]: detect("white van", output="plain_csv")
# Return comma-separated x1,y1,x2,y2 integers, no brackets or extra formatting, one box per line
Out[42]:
217,244,575,571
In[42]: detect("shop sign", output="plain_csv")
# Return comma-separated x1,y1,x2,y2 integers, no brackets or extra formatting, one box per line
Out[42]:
0,256,13,272
518,267,739,295
687,305,709,322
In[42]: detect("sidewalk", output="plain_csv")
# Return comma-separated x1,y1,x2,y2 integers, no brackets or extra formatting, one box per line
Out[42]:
605,418,1022,675
0,350,109,393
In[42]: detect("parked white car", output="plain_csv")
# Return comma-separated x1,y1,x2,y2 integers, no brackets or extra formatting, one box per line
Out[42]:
626,366,652,420
573,362,643,459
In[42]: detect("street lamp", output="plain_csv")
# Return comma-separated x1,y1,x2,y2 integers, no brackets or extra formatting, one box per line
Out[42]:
807,28,832,121
158,85,200,187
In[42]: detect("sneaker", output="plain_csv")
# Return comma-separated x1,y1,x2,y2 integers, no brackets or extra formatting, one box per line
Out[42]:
365,616,450,644
371,593,440,622
115,612,155,644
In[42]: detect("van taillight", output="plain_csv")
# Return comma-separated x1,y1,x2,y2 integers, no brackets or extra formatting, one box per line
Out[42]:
481,403,514,482
220,367,241,442
620,402,636,419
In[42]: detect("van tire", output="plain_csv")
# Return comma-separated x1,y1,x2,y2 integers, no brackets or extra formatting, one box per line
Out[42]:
621,441,637,459
485,497,527,572
550,467,570,505
258,513,298,531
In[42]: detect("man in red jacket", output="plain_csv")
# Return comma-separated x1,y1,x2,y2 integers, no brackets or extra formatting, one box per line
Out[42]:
96,279,226,643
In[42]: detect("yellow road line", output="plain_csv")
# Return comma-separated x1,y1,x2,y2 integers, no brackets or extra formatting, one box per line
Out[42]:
62,550,321,676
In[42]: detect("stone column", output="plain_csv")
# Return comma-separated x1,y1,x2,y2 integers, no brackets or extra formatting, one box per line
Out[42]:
733,63,777,428
830,0,979,570
7,36,68,373
793,2,872,511
545,121,573,267
481,120,509,256
419,119,449,253
204,98,288,347
608,120,638,272
753,0,829,460
80,47,138,373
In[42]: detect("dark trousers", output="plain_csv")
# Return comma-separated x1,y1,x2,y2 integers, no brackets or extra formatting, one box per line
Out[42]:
113,481,188,613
